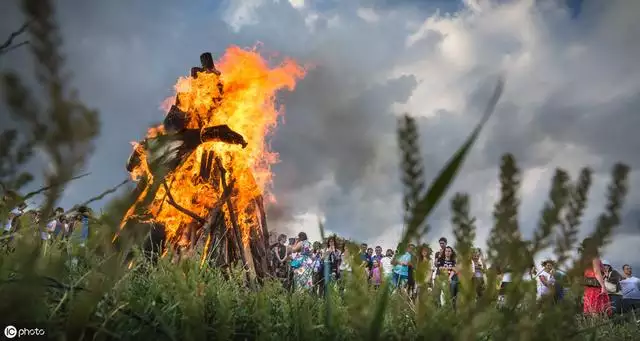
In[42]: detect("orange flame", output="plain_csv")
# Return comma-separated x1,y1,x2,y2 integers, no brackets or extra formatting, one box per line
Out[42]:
126,46,305,247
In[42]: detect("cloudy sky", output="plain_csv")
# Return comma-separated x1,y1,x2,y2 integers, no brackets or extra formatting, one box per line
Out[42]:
1,0,638,269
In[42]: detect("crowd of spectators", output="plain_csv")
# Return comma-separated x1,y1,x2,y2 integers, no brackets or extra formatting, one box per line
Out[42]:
3,203,639,318
271,232,640,317
2,202,92,247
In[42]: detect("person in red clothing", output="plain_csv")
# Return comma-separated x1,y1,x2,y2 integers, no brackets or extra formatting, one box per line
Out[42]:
581,238,611,316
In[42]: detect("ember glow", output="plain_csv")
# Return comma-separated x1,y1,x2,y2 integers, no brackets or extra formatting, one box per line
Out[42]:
126,46,305,247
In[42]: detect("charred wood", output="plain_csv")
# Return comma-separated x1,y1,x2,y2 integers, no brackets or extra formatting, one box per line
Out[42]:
161,181,207,225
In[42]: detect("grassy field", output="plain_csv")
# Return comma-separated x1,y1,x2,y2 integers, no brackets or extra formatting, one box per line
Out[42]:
0,232,639,341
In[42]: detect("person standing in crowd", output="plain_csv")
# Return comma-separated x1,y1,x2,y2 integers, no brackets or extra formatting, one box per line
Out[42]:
392,244,414,290
60,215,71,240
365,247,374,276
359,243,368,265
23,210,39,239
372,246,384,266
414,244,431,299
581,238,611,317
433,237,447,290
339,243,351,274
42,208,61,241
417,244,431,266
49,207,65,240
289,232,314,291
553,267,568,302
622,264,634,279
471,248,485,299
271,234,290,288
35,210,51,241
66,210,84,239
381,249,394,283
535,260,556,300
619,264,640,312
338,244,352,295
371,259,382,290
3,202,26,234
436,246,458,306
602,260,623,292
602,260,623,314
407,250,416,298
434,237,447,262
325,236,342,281
76,206,91,246
312,247,325,296
316,236,341,296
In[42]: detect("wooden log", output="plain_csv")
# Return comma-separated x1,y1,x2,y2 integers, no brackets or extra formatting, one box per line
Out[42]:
249,225,271,281
199,150,210,181
188,221,198,251
215,157,254,282
255,196,271,258
198,150,234,267
207,216,229,267
200,201,225,265
162,181,207,225
252,206,271,275
220,215,229,267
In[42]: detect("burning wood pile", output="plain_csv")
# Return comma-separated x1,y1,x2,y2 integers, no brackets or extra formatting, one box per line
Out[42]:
120,49,305,280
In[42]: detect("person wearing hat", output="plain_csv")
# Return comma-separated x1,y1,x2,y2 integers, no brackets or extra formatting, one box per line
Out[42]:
602,260,623,314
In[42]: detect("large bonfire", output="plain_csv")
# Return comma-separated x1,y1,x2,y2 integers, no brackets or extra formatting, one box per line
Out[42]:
121,46,305,278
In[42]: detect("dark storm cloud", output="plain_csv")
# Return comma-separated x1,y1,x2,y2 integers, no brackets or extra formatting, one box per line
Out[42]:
619,209,640,237
1,0,427,242
221,1,433,239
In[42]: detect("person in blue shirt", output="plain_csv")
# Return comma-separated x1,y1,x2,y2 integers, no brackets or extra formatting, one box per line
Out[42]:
73,206,91,246
359,243,369,263
365,247,374,274
392,243,415,289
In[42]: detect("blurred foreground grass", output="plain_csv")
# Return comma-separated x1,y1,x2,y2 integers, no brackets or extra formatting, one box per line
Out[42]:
0,232,639,341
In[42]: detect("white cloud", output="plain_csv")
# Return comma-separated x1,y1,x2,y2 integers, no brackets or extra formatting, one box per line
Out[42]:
222,0,265,31
288,0,305,10
356,8,379,23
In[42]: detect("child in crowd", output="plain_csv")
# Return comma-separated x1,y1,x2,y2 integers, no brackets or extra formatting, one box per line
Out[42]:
371,259,382,289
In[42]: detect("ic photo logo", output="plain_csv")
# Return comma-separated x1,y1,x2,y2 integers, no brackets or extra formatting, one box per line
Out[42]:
4,325,45,339
3,326,16,339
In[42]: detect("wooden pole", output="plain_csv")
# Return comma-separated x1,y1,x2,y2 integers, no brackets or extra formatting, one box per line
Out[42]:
214,157,255,282
255,196,271,256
